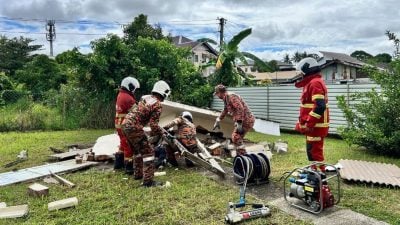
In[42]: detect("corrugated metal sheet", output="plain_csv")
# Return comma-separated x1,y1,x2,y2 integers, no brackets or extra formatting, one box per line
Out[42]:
339,159,400,188
0,160,99,186
211,83,380,134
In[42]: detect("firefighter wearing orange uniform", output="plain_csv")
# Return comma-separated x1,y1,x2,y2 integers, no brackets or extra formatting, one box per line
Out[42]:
295,57,329,171
213,84,255,156
122,80,170,187
114,77,140,174
163,111,198,167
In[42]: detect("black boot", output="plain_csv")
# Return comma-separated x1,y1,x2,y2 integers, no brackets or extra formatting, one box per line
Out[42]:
142,180,164,187
167,158,179,167
125,160,134,175
114,152,124,170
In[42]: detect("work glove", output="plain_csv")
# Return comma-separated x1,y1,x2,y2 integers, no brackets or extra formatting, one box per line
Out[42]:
235,121,244,134
213,117,221,130
295,122,313,134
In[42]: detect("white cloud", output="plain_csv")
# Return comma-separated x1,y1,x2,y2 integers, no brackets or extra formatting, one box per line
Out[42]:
0,0,399,58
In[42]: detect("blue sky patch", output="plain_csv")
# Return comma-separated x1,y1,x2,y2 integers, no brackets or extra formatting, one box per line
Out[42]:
0,19,39,32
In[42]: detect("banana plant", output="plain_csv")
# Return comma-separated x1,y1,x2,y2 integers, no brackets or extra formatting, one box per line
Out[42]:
215,28,272,86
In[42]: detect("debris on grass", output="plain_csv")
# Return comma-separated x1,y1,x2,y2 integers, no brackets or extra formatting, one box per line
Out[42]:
28,183,49,197
49,171,75,188
0,204,28,219
48,197,78,211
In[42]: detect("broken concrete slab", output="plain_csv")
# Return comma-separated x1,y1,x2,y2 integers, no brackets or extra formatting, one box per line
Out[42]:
28,183,49,197
271,140,288,153
0,159,99,187
48,197,78,211
161,100,281,137
270,197,389,225
161,100,233,138
92,134,119,160
0,204,28,219
49,148,91,161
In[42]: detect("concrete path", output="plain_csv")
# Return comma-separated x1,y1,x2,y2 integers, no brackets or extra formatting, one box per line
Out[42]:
270,197,389,225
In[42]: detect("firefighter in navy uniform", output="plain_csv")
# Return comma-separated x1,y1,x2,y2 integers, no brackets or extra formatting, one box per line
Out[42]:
295,57,330,171
122,80,170,187
114,77,140,174
163,111,198,167
213,84,255,156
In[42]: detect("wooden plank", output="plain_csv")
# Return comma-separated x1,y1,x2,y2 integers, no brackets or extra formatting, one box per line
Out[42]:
49,148,91,161
0,204,28,219
0,160,99,187
49,171,75,188
27,183,49,197
48,197,78,211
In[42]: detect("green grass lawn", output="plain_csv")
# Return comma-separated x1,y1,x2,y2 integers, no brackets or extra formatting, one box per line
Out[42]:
0,130,310,225
1,130,399,224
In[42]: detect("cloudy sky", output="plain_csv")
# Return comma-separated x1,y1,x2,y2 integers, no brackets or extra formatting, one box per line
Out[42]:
0,0,399,61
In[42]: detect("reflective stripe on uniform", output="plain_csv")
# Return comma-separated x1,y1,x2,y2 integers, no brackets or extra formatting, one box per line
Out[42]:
309,111,321,119
143,156,155,162
115,113,127,118
300,123,329,128
115,124,122,128
301,103,314,108
307,136,321,141
312,94,325,100
301,103,329,108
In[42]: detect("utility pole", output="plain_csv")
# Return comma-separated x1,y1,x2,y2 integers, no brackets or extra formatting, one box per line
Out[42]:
218,17,226,50
46,20,56,57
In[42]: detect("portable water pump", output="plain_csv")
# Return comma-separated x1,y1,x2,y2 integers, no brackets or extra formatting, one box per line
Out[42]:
283,162,341,214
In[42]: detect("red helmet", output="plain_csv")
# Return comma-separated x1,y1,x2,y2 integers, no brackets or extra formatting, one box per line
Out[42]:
213,84,226,95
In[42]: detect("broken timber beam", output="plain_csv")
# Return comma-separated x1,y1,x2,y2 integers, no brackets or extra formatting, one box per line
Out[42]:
49,171,75,188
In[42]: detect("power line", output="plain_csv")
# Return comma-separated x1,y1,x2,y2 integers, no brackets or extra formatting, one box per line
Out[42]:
0,30,108,36
0,16,218,26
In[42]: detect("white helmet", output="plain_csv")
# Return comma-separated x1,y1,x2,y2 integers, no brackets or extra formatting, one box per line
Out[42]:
121,77,140,94
296,57,321,76
181,111,193,121
152,80,170,99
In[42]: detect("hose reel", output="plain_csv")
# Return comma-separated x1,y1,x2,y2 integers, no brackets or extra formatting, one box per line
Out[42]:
233,152,271,185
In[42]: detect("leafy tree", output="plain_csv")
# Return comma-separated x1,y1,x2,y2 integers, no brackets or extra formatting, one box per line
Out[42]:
283,54,291,63
123,14,164,44
0,72,13,91
386,30,399,59
338,60,400,156
131,37,211,106
0,35,42,77
15,54,67,99
374,53,392,63
350,50,373,62
214,28,272,86
291,51,319,63
291,51,302,63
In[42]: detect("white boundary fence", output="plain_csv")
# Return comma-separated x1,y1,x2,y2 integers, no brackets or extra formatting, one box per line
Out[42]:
211,83,380,134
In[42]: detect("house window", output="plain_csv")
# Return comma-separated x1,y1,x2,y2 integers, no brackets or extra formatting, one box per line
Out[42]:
194,54,199,62
202,54,207,63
